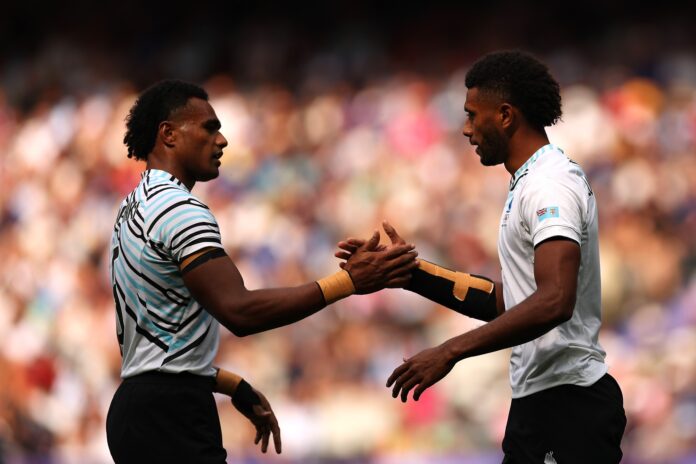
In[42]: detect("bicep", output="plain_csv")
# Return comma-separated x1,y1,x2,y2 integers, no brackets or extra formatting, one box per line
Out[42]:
182,249,247,321
533,238,581,316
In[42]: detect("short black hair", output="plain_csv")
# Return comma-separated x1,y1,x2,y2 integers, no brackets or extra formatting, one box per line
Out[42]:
123,80,209,161
465,51,562,131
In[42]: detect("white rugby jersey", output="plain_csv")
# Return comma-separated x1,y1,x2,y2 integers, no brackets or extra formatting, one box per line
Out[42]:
498,144,607,398
109,169,223,378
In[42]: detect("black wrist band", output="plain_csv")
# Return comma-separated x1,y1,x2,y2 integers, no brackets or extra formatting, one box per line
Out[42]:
232,379,262,416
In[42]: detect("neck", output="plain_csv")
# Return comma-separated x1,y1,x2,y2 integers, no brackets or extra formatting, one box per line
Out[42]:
503,128,550,176
146,154,195,190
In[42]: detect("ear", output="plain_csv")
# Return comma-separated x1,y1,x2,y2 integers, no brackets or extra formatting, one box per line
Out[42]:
499,103,516,130
159,121,177,148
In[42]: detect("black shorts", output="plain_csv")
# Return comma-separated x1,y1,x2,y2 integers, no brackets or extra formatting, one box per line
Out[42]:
502,373,626,464
106,371,227,464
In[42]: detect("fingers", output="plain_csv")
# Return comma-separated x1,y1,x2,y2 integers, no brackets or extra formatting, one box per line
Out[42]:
364,230,380,251
382,220,405,245
387,364,429,402
384,275,412,288
335,251,353,260
383,243,416,259
386,362,410,388
261,427,270,453
413,382,431,401
336,245,387,261
398,376,421,402
271,416,282,454
337,238,364,252
381,251,419,272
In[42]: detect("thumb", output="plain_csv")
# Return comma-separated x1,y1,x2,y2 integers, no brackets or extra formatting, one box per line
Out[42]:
383,220,404,245
364,230,380,251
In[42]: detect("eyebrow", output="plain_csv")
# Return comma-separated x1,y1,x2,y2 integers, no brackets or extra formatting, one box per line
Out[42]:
204,119,221,131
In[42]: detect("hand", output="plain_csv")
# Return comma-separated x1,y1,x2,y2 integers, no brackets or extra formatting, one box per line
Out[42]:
341,229,418,293
335,221,418,294
386,345,455,402
334,220,405,260
232,385,282,454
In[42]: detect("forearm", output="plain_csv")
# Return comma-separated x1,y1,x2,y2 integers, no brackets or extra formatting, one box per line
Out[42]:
440,290,570,363
213,367,243,395
221,282,327,336
405,260,503,321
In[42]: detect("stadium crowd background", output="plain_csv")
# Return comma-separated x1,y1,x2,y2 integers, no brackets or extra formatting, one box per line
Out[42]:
1,2,695,463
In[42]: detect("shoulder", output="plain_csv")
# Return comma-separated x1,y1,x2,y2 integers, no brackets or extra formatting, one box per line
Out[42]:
526,154,586,196
144,183,210,212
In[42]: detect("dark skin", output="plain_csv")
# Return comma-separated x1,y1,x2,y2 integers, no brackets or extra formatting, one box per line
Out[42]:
338,88,581,402
145,96,419,451
336,221,506,321
147,97,418,336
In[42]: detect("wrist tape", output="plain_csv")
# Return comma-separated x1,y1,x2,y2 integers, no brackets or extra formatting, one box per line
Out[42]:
316,270,355,304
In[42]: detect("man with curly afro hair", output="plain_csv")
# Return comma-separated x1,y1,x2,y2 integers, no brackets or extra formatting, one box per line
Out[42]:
340,51,626,463
107,80,419,462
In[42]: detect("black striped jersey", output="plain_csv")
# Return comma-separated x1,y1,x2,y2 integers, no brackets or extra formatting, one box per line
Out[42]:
109,169,223,378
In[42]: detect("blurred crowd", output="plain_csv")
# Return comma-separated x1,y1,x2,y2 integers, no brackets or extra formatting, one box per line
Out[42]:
1,31,696,463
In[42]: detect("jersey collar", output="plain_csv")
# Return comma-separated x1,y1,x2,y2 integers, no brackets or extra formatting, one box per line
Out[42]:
141,169,190,192
509,144,562,190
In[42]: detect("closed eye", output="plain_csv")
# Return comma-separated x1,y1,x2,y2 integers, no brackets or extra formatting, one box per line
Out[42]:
203,119,221,133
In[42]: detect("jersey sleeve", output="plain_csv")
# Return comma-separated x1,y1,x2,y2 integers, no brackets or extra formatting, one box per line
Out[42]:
153,195,224,264
520,174,586,247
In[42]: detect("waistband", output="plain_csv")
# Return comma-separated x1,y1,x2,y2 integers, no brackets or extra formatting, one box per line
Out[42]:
122,371,216,389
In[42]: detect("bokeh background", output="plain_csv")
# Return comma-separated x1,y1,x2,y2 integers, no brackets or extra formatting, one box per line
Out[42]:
1,2,696,463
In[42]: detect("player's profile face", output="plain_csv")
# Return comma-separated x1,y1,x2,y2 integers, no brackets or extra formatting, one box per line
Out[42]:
462,88,508,167
171,98,228,182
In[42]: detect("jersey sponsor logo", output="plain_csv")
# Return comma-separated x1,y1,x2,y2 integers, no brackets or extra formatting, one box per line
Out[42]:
537,206,559,221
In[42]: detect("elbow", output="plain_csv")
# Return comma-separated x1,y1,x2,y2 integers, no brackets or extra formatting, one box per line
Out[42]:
223,318,257,337
554,305,574,324
222,312,258,337
544,290,576,325
218,298,258,337
230,326,253,337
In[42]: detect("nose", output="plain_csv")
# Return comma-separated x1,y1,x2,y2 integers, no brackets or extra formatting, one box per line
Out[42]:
462,120,473,138
217,132,228,149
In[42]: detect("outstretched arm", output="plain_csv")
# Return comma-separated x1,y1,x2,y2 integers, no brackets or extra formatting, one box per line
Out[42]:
182,231,418,336
336,221,505,321
387,238,580,401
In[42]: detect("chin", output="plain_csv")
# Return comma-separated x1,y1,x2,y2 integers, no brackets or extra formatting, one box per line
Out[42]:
197,170,220,182
479,156,503,167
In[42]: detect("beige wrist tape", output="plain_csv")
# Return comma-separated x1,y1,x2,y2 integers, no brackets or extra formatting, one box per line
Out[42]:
214,368,243,395
418,260,494,301
317,269,356,304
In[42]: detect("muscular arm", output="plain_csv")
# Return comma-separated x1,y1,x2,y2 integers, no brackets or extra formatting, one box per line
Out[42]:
441,238,579,360
183,238,417,337
388,238,580,401
183,252,328,337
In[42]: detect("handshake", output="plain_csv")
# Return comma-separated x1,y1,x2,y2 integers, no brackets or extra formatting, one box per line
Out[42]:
330,220,420,297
